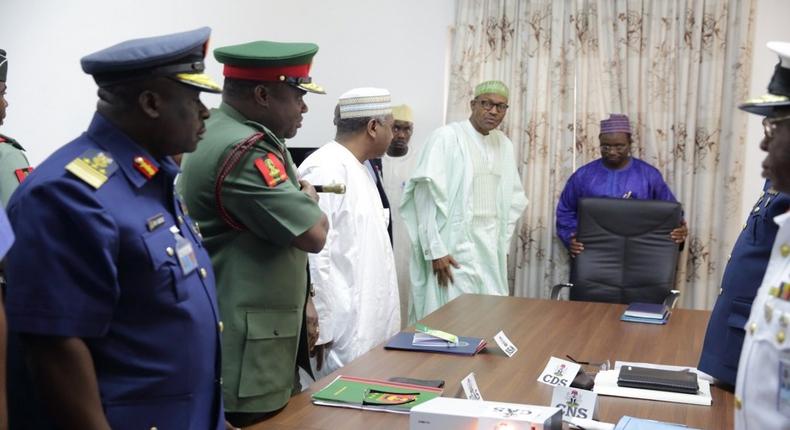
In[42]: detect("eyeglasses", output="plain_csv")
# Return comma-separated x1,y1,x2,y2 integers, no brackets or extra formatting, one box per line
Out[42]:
763,114,790,139
475,99,509,112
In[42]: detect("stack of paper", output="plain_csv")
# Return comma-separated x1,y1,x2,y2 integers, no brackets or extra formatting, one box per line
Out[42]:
311,375,443,414
620,303,670,324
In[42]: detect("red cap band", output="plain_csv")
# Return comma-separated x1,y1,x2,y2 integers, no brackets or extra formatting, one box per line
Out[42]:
223,63,311,81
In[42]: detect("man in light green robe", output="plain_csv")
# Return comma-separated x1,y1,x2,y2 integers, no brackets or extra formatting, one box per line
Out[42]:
401,80,528,323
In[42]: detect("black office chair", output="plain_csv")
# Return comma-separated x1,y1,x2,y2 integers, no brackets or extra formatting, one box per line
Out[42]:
551,197,682,306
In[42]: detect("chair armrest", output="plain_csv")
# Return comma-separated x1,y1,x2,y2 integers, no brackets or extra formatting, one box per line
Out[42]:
550,283,574,300
663,289,681,309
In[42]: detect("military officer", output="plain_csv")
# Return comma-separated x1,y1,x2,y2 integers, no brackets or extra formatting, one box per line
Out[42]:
4,28,227,429
698,180,790,389
178,41,328,427
734,41,790,429
0,49,32,206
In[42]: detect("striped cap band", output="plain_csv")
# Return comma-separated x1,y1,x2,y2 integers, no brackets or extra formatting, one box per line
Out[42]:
338,88,392,119
600,113,632,134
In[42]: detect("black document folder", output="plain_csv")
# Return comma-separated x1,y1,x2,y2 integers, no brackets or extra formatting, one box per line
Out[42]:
617,366,699,394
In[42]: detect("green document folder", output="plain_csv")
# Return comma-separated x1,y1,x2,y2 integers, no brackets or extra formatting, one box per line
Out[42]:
311,375,444,414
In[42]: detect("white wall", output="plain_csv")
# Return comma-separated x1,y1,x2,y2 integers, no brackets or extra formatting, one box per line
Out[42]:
741,0,790,220
0,0,456,163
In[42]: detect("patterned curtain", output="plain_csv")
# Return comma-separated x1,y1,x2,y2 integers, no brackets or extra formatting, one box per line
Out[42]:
448,0,756,309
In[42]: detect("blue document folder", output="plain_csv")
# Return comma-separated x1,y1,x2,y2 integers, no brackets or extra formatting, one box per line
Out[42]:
384,332,486,356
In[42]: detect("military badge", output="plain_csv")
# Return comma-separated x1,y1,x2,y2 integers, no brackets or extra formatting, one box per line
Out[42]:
14,166,33,183
254,153,289,187
133,156,159,179
65,149,118,189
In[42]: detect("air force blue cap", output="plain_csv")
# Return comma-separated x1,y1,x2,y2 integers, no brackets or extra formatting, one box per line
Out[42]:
80,27,221,93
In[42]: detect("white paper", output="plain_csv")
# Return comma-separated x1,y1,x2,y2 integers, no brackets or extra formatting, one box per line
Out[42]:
461,372,484,401
550,385,598,420
493,330,518,357
537,356,582,387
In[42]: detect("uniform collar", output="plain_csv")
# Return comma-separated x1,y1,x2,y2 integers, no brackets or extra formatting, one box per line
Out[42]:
0,133,25,151
218,102,287,151
86,113,178,188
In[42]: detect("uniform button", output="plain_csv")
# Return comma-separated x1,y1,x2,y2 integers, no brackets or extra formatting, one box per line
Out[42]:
219,377,224,385
199,268,208,279
734,396,742,410
749,322,757,334
727,253,731,261
218,321,224,333
781,313,789,328
782,244,790,258
178,215,184,224
742,223,747,230
166,247,175,257
273,329,280,336
718,287,723,296
765,303,774,322
778,331,786,344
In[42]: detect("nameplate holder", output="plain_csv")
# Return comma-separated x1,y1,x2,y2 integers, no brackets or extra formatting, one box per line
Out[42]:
537,356,581,387
493,330,518,357
460,372,484,401
550,385,598,421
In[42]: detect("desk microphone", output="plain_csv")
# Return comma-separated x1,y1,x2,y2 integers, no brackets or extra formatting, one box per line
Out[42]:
314,183,346,194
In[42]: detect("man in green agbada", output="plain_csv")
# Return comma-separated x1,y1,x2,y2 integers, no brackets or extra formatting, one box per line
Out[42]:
0,49,32,206
178,41,328,427
401,80,528,324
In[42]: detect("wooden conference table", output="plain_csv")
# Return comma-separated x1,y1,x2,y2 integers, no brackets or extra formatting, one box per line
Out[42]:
249,295,732,429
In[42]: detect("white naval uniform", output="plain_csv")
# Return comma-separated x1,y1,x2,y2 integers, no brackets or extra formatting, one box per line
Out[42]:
734,211,790,429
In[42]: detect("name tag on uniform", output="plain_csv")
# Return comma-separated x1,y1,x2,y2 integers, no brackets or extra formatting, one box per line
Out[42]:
174,233,198,275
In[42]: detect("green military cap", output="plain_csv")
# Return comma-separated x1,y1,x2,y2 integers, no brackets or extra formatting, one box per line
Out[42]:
0,49,7,82
215,41,325,94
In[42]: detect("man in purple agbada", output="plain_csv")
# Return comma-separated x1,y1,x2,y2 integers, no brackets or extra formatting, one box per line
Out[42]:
556,113,688,256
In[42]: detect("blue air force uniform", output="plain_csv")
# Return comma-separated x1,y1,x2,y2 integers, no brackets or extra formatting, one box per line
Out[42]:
4,28,225,429
698,181,790,386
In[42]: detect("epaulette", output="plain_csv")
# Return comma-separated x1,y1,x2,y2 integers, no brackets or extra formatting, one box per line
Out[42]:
65,149,118,189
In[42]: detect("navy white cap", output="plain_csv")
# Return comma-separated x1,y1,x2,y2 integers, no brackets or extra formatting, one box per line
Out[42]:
740,41,790,117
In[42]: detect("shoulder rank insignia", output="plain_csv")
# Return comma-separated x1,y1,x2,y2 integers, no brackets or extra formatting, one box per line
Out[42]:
65,149,118,189
133,156,158,179
254,153,289,187
14,167,33,183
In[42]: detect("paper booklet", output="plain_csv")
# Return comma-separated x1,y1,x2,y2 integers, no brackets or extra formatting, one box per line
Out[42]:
311,375,444,414
384,331,487,356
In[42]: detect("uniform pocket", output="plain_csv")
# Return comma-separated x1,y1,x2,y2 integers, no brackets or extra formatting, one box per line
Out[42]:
238,309,300,398
141,228,190,303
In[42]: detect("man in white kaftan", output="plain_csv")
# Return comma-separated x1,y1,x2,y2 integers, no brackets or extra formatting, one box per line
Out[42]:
299,88,400,379
401,80,528,323
382,105,419,326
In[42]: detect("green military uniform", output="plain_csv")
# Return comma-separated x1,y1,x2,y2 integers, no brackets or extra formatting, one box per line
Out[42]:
178,41,325,415
0,49,31,207
0,134,30,207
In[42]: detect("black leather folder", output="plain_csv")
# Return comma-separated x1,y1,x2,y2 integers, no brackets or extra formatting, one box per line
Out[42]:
617,366,699,394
